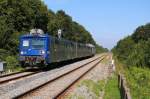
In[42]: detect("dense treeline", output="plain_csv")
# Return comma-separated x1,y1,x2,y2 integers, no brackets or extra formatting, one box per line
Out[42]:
112,23,150,68
113,23,150,98
96,44,108,53
0,0,107,67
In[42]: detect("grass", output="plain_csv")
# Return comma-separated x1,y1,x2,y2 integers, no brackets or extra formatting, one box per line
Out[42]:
104,74,121,99
125,67,150,99
68,94,84,99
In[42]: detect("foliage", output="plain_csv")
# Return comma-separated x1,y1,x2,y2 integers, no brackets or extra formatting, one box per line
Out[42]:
125,67,150,99
5,56,19,71
132,23,150,43
115,58,150,99
95,44,108,53
113,23,150,98
0,49,11,61
113,36,135,63
112,23,150,68
0,0,49,54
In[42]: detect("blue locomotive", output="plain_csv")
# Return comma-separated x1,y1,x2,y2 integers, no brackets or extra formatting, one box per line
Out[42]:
19,29,95,67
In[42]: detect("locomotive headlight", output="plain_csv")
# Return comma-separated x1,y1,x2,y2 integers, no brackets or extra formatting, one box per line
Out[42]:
41,50,45,54
20,51,24,55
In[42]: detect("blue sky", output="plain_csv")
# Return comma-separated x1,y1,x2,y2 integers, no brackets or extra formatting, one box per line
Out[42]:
43,0,150,49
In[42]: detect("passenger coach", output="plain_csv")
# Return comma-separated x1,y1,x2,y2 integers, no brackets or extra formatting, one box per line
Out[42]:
19,29,95,67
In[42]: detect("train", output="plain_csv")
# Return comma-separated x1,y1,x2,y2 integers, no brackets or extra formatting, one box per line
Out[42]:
19,29,95,67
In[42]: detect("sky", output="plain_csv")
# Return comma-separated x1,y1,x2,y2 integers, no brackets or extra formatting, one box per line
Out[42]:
43,0,150,49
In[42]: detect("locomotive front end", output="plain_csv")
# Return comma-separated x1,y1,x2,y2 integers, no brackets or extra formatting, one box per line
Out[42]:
19,29,49,67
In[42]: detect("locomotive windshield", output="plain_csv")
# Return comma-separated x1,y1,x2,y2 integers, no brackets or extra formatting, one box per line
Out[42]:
21,38,45,49
22,40,29,48
31,39,45,49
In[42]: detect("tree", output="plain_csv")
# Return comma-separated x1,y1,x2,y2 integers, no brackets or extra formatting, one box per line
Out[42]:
114,36,135,62
113,23,150,68
0,0,98,61
132,23,150,42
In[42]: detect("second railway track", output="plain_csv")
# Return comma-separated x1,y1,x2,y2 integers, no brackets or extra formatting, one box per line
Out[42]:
0,71,40,85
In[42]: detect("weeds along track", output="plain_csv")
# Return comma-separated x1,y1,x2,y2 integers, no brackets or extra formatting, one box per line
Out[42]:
15,55,105,99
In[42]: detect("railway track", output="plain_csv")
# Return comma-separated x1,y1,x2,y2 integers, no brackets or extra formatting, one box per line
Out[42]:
0,68,41,78
0,71,40,85
15,55,105,99
0,71,27,78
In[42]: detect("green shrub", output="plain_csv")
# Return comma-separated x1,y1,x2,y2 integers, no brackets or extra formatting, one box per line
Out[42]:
0,49,11,61
125,67,150,99
5,56,19,72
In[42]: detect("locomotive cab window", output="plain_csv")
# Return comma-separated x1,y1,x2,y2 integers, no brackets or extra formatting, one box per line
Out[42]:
31,39,45,49
22,40,29,48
